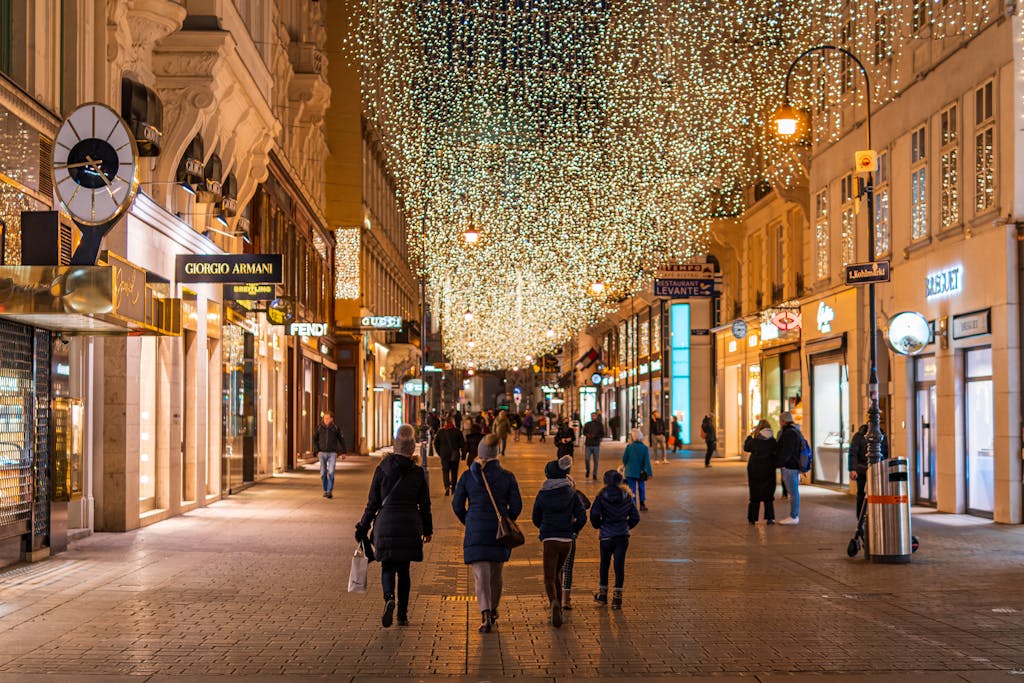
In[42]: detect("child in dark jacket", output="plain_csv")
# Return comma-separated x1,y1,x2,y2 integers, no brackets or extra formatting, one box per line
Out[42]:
589,469,640,609
531,456,586,627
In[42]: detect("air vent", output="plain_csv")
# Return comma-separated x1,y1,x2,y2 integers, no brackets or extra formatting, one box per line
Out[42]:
38,136,53,199
59,221,73,266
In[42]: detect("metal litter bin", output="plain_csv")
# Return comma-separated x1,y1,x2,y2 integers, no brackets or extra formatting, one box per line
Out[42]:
866,457,913,563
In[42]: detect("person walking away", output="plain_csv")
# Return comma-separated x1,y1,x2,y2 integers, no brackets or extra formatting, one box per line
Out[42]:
531,456,586,628
701,412,717,467
493,410,512,456
776,411,804,525
464,422,484,466
433,418,466,496
523,411,534,442
581,412,605,480
314,411,346,499
848,423,890,521
590,470,640,609
554,419,576,465
649,410,668,463
670,416,682,454
355,424,432,628
510,412,522,442
452,434,523,634
537,413,548,442
561,461,590,612
621,428,653,512
744,420,777,525
609,412,621,442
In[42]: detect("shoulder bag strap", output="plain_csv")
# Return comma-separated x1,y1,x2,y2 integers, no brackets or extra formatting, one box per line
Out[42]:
479,464,504,519
376,471,407,518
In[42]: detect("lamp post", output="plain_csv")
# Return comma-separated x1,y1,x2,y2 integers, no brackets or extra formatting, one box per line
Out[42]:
774,46,908,562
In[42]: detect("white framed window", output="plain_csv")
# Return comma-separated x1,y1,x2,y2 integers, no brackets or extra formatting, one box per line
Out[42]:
815,190,830,280
840,174,856,266
872,15,891,66
840,11,855,95
912,0,930,33
974,79,995,214
939,103,959,230
911,125,928,240
873,150,890,257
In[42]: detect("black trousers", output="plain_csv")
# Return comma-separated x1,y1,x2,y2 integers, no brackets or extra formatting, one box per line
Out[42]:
855,472,867,521
704,440,716,466
441,458,460,492
381,560,411,609
599,536,629,590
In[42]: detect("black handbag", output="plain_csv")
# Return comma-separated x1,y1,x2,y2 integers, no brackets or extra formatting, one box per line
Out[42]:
480,466,525,549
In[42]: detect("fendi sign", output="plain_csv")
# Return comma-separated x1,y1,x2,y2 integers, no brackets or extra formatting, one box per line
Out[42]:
176,254,283,284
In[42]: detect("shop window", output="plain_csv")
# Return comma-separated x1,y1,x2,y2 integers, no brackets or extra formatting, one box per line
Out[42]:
912,0,930,33
910,125,928,240
939,103,959,229
840,174,856,266
811,355,850,486
873,150,891,256
814,190,829,280
964,346,994,515
670,303,691,443
974,80,995,214
651,312,661,354
139,338,158,510
872,14,890,66
639,317,649,358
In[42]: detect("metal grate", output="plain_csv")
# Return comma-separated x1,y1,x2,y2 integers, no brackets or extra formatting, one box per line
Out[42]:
441,595,475,602
33,328,50,541
0,321,34,533
37,136,53,200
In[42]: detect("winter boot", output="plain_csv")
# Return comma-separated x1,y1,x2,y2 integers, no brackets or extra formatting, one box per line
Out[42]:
478,610,492,634
562,589,572,611
382,595,396,627
397,604,408,626
550,599,563,628
594,587,608,605
611,589,622,610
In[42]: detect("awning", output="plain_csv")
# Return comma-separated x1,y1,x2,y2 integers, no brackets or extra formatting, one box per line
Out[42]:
0,256,181,336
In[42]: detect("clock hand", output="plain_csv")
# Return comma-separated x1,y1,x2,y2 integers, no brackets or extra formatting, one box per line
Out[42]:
85,156,116,191
55,160,97,170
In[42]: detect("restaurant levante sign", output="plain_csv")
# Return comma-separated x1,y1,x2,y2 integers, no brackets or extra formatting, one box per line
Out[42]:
175,254,283,284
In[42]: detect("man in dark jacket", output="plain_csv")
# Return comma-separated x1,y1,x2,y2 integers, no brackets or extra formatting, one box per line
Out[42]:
609,413,621,441
701,412,717,467
554,419,576,460
433,418,466,496
775,411,804,525
464,422,484,466
356,424,432,628
848,423,891,520
581,412,605,480
649,411,668,463
532,457,587,628
314,411,346,499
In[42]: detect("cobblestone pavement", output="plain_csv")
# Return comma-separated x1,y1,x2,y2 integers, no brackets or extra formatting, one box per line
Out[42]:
2,438,1024,682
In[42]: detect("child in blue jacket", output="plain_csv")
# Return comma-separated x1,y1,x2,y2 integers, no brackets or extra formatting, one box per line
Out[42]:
589,469,640,609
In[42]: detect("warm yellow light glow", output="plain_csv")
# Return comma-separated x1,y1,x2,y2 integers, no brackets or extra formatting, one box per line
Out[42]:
546,329,556,339
772,104,806,139
590,281,606,295
464,311,474,322
463,227,480,244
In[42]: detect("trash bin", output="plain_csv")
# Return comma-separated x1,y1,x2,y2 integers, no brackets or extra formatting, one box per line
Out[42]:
866,458,913,563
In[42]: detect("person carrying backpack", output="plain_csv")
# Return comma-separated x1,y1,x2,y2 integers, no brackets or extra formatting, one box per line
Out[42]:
775,411,806,525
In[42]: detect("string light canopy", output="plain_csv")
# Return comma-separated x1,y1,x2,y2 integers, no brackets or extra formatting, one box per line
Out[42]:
353,0,997,369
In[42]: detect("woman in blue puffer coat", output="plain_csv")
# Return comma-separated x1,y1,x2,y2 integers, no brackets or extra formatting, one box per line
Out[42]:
590,469,640,610
452,433,523,634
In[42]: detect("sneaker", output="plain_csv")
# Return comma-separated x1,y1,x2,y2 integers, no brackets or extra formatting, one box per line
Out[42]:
779,516,800,525
550,599,563,628
322,491,328,498
767,519,776,525
382,598,396,628
326,492,333,499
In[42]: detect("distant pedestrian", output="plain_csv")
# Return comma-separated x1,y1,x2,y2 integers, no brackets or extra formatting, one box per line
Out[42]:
590,470,640,610
464,422,484,466
554,419,575,459
775,411,804,525
701,412,717,467
609,412,622,441
537,413,548,442
531,456,586,628
314,411,346,499
649,410,668,463
355,424,432,628
523,411,535,442
670,416,682,454
848,423,890,520
433,418,466,497
510,412,522,442
621,428,653,512
582,412,605,480
452,434,523,634
493,410,512,456
744,420,777,525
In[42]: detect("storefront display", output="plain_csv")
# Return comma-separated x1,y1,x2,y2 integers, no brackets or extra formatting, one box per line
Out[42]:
964,347,994,515
810,352,850,486
914,355,938,504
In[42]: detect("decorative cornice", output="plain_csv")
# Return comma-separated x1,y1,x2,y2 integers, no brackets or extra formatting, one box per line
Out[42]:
0,74,59,135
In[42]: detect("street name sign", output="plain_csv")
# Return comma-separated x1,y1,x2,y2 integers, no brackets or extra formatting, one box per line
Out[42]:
845,260,890,285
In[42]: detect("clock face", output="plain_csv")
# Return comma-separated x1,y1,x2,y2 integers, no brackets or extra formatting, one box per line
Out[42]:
53,102,139,226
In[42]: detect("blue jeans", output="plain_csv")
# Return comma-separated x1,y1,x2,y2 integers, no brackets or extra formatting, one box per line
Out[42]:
318,451,338,492
585,446,600,476
626,476,646,504
781,468,800,518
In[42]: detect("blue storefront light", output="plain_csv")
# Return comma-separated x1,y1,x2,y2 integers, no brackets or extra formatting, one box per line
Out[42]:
670,303,691,443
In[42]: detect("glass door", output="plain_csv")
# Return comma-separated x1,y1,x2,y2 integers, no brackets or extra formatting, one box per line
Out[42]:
914,355,937,504
965,347,994,516
811,354,850,485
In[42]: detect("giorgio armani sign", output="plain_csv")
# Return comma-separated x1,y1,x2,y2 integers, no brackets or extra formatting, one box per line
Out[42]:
176,254,283,284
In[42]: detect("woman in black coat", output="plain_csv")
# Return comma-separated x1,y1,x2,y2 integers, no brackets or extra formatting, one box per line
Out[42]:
356,424,432,628
744,419,777,525
554,419,575,458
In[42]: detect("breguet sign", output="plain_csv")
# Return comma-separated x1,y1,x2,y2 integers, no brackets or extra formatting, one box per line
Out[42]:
176,254,283,284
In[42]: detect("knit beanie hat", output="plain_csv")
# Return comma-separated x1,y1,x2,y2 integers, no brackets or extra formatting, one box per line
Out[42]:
393,424,417,456
558,454,573,471
477,433,500,461
603,469,623,487
544,460,568,479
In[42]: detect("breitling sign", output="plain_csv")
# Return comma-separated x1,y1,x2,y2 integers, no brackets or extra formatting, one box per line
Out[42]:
175,254,283,284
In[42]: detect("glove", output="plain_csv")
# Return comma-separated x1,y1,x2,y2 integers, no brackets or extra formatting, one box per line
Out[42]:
355,525,368,543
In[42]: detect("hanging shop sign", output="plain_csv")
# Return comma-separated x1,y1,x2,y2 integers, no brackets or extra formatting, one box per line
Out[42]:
654,278,713,298
360,315,403,329
175,254,283,284
925,265,963,300
885,311,931,356
403,378,427,396
267,297,296,326
769,309,802,331
951,309,991,340
224,283,276,301
844,260,891,285
658,262,715,279
287,322,329,336
731,319,748,339
590,372,603,385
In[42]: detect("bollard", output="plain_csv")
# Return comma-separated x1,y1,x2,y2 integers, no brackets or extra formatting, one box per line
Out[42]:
866,458,913,563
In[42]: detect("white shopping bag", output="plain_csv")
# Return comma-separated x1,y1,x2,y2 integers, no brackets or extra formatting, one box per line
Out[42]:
347,546,368,593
